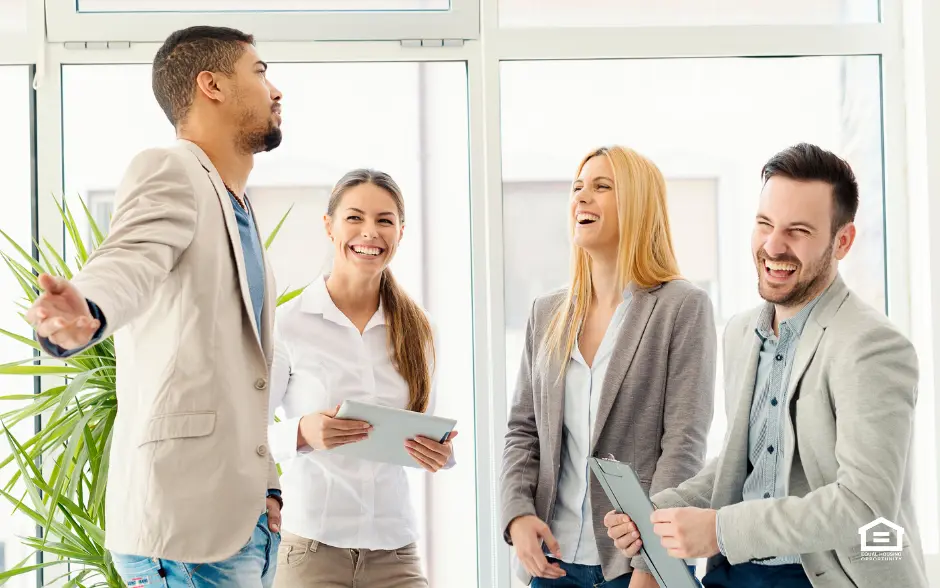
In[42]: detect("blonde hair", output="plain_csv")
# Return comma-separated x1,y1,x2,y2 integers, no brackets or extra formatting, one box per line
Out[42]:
326,169,435,412
542,146,681,374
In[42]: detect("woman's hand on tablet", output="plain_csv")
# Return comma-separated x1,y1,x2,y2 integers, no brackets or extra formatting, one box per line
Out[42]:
299,404,372,450
405,430,458,472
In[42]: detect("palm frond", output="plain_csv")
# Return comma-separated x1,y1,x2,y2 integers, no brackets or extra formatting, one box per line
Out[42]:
0,195,304,586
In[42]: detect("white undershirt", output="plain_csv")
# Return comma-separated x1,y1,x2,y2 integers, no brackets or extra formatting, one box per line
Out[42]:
550,289,633,564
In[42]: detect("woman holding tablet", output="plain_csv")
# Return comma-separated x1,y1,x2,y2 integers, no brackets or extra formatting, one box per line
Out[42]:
267,169,455,588
500,145,716,587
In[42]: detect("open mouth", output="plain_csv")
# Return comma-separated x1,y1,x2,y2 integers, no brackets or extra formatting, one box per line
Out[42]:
764,259,798,282
576,212,600,226
349,244,385,259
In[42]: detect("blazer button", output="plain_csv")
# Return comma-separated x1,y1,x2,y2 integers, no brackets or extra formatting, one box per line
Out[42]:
255,378,267,390
257,444,268,457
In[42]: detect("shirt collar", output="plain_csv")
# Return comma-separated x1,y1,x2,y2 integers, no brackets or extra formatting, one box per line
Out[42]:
300,274,386,331
755,284,829,342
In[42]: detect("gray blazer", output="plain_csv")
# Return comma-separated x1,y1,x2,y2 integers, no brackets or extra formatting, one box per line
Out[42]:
649,274,929,587
500,279,717,583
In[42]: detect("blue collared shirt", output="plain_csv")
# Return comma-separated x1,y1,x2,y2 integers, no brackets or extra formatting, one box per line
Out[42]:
717,291,824,564
229,191,265,336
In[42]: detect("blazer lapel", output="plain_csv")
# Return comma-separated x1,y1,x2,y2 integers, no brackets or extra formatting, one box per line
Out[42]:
715,314,761,504
246,196,276,362
780,275,848,480
591,288,656,451
545,353,567,471
179,141,264,354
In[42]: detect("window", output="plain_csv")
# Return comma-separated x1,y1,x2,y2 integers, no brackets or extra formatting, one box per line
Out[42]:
77,0,449,12
0,65,36,588
498,0,879,27
499,56,916,581
45,0,477,43
85,190,115,242
62,60,475,587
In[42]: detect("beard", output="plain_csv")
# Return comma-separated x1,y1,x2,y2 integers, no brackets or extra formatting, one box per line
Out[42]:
236,119,282,154
756,240,834,307
233,95,282,154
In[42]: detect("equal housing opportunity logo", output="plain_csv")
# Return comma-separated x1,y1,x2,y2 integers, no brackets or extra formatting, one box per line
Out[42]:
857,517,904,562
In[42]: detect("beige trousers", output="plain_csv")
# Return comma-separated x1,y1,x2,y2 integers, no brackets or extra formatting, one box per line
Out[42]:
273,531,428,588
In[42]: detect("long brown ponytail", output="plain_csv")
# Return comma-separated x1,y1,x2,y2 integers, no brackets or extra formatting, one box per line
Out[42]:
327,169,436,412
379,269,434,412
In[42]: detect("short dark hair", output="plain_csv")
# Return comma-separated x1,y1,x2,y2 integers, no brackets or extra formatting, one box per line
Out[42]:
152,26,255,127
761,142,859,234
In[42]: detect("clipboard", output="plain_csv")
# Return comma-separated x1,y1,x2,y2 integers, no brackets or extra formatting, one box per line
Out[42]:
328,399,456,468
588,457,699,588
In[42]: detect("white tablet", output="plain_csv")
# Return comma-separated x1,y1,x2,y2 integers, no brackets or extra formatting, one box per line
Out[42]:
328,399,457,468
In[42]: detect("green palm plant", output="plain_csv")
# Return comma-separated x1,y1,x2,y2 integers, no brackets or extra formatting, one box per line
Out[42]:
0,196,303,586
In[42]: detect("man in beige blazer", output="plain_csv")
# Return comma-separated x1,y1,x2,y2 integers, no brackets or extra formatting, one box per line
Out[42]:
27,26,286,587
606,143,928,588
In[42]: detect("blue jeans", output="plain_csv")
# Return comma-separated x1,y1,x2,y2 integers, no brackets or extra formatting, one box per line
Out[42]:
530,559,699,588
111,513,280,588
702,561,812,588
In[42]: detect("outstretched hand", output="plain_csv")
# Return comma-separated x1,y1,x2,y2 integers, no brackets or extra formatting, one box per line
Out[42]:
26,274,100,350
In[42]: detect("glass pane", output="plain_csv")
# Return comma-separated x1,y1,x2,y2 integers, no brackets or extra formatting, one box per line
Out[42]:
0,0,27,32
78,0,448,13
499,0,878,27
500,56,937,583
63,61,475,586
0,65,37,588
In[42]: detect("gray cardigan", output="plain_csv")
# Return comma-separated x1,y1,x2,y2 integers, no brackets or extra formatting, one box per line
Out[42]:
500,279,717,583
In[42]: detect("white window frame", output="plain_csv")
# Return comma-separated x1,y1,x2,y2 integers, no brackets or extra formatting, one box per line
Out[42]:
44,0,479,43
8,0,940,584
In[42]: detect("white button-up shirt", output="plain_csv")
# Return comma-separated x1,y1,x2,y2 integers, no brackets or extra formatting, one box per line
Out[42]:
267,275,443,550
550,289,633,565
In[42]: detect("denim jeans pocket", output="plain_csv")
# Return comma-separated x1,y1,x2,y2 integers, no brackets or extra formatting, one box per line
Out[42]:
111,553,168,588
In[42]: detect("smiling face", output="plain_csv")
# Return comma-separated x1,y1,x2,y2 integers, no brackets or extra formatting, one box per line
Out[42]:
752,175,854,308
324,181,404,278
571,154,620,257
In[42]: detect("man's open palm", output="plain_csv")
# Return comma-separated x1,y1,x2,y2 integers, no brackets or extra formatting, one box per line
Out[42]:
26,274,100,350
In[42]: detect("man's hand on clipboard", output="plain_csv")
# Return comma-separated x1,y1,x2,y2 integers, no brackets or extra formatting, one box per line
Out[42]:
650,507,720,559
605,507,719,559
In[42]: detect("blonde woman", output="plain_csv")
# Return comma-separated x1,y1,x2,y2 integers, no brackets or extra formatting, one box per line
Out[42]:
500,146,716,587
267,169,455,588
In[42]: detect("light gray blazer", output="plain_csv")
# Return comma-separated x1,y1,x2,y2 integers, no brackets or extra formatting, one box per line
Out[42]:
500,279,717,583
62,141,279,562
649,274,929,587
